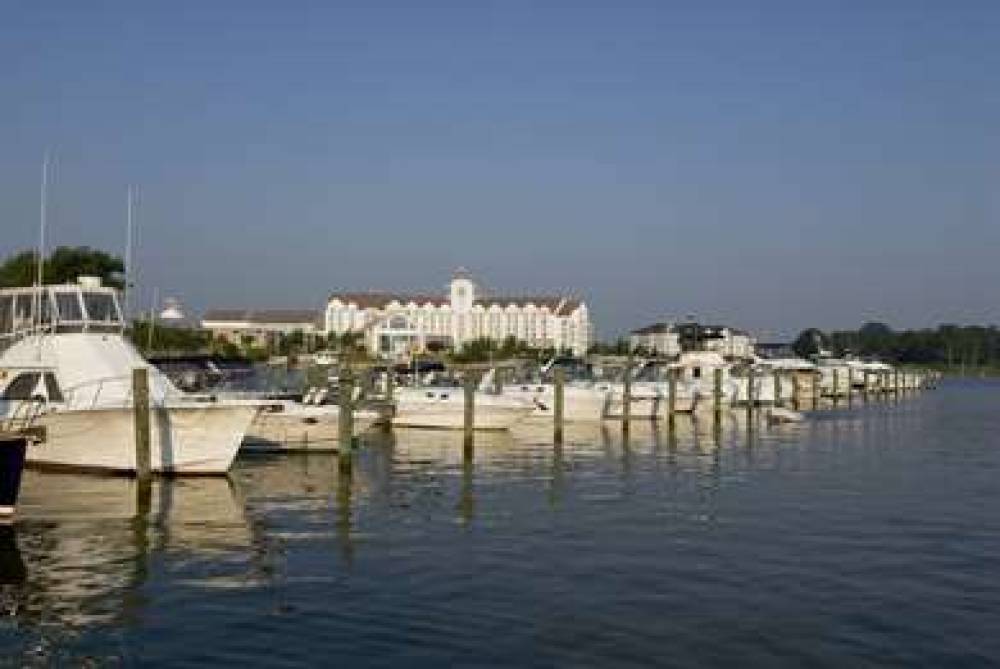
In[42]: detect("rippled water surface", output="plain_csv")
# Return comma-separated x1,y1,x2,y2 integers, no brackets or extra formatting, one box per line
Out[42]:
2,380,998,666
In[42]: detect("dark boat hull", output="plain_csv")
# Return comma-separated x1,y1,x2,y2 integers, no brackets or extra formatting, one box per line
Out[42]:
0,437,27,517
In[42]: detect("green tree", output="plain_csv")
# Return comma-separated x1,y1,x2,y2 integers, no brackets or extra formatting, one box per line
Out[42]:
792,328,826,358
0,246,125,288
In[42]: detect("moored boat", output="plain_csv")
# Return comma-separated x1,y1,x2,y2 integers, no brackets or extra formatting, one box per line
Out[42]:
0,279,262,475
392,386,533,430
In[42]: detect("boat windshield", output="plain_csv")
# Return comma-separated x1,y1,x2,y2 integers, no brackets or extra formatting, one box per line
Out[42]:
0,283,123,341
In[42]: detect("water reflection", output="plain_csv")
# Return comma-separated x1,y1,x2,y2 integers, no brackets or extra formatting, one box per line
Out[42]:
6,472,257,632
0,384,975,666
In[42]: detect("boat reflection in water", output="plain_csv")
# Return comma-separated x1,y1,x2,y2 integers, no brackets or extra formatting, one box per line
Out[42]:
1,471,262,633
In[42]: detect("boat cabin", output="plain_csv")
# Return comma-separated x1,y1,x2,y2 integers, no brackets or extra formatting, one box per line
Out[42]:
0,276,123,346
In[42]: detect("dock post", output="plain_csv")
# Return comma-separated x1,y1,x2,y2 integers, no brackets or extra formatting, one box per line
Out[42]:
847,368,854,407
832,369,839,407
463,372,476,453
792,372,801,410
622,350,632,433
386,367,394,402
554,367,565,444
132,368,152,480
811,372,819,410
772,370,781,408
746,367,755,423
667,368,677,429
713,367,723,424
338,371,355,464
493,366,503,395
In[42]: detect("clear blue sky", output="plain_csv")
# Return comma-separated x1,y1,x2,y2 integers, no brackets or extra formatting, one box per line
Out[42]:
2,1,998,340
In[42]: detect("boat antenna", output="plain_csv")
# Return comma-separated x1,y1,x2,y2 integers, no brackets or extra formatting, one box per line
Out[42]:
147,286,159,351
36,153,49,291
33,152,51,358
124,185,135,322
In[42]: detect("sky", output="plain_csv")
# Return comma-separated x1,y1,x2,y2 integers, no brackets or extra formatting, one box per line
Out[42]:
1,1,998,341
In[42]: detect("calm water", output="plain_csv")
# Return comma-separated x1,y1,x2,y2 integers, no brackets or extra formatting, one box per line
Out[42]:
1,380,998,667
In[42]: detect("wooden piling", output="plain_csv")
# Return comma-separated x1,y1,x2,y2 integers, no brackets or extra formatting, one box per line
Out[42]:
463,372,476,450
832,369,839,407
792,372,801,410
667,368,677,429
132,368,151,479
386,367,394,402
847,368,854,407
622,350,633,432
772,369,781,408
811,372,819,410
338,372,355,455
746,367,755,420
713,367,723,423
554,367,565,444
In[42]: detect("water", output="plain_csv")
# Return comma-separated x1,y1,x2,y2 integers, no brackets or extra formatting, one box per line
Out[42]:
1,380,998,666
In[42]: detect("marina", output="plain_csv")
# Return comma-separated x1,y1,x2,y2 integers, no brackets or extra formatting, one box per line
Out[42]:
0,379,996,665
3,2,998,664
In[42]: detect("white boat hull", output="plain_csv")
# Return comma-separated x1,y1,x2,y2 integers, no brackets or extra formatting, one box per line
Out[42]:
392,389,532,431
25,404,257,474
502,385,610,423
243,405,378,452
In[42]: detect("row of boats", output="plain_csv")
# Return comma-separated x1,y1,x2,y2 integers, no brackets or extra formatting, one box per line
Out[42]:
0,279,934,480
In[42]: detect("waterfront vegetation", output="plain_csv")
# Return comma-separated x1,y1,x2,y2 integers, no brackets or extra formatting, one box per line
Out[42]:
795,322,1000,375
0,246,125,288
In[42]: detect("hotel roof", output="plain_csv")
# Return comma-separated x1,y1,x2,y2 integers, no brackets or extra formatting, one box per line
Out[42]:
327,292,583,315
202,309,321,325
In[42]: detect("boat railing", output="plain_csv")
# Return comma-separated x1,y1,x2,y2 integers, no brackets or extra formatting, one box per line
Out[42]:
61,373,175,410
0,397,46,434
60,374,270,409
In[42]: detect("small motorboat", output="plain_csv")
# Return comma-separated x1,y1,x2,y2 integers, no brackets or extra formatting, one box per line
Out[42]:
766,407,805,424
242,389,381,452
392,386,533,431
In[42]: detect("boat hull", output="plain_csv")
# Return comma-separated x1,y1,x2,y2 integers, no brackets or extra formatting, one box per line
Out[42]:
243,407,378,452
393,403,530,431
502,385,610,423
0,437,27,517
25,404,257,475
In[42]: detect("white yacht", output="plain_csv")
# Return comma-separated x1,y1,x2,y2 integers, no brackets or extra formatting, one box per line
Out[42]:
670,351,737,409
0,278,260,474
752,357,819,405
243,397,380,452
501,381,612,422
392,385,534,431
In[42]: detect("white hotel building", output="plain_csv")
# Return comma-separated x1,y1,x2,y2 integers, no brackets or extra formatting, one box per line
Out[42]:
325,270,592,358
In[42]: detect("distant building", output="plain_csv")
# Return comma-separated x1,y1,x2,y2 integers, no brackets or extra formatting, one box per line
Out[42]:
158,297,187,323
201,309,321,349
324,269,592,358
628,323,681,356
630,321,756,360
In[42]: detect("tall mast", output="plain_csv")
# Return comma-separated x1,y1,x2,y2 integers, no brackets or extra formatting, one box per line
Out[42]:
37,153,49,291
124,185,134,322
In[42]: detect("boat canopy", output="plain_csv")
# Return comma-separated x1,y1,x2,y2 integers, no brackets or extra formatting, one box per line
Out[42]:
0,278,123,343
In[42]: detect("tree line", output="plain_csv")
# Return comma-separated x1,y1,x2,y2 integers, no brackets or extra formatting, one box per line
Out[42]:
794,322,1000,371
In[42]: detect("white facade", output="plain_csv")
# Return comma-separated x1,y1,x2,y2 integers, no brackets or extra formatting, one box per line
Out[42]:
324,270,592,358
630,322,756,361
629,324,681,355
704,328,755,359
